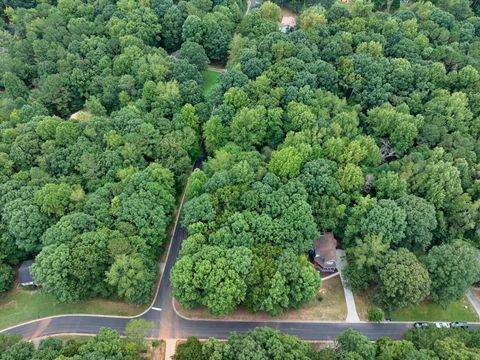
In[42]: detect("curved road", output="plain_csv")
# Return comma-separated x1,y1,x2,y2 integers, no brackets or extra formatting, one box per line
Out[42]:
1,161,478,341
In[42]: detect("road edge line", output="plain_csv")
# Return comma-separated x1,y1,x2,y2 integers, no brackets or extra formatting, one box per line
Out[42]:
0,162,196,334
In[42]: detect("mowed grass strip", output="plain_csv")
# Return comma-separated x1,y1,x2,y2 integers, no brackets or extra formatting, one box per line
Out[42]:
354,291,478,322
0,289,146,330
202,70,221,96
391,297,479,322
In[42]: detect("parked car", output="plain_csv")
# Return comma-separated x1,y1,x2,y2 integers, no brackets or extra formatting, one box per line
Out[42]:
414,322,430,328
435,322,450,328
450,321,468,328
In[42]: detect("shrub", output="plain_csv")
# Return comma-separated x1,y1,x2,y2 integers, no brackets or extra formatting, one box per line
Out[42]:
0,263,14,296
368,307,385,322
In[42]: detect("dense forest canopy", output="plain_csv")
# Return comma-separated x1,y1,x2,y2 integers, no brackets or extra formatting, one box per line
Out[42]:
172,0,480,314
173,326,480,360
2,325,480,359
0,0,244,303
0,320,155,360
1,0,480,316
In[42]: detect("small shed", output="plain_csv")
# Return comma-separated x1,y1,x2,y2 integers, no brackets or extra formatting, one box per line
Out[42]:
18,260,35,287
310,232,337,273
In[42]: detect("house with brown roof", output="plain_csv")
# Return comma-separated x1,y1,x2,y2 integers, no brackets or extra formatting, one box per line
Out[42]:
309,232,337,273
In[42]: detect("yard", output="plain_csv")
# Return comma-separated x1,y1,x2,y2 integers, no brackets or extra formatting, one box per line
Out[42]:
353,291,479,322
202,70,221,96
175,275,347,321
0,289,147,330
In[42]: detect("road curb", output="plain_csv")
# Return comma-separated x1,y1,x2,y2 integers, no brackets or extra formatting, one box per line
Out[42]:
0,163,196,335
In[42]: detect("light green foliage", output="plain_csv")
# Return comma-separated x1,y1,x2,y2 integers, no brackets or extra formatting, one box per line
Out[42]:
374,171,407,200
367,104,422,156
348,233,389,270
246,250,320,316
2,0,480,319
299,6,327,30
375,338,418,359
336,163,364,192
336,328,376,360
268,146,307,179
106,254,157,304
124,319,154,352
260,1,282,22
171,245,252,315
229,106,268,149
34,183,78,218
368,307,385,322
226,327,314,359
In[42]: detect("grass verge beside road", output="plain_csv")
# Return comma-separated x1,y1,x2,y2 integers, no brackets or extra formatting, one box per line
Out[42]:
0,289,147,330
354,291,478,322
175,276,347,321
392,297,479,322
202,70,221,96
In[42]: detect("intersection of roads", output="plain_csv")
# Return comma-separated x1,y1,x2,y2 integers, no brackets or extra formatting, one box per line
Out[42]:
1,162,478,342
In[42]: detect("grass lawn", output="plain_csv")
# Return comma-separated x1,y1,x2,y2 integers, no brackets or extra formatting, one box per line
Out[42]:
352,291,372,321
353,291,478,322
175,275,347,321
391,297,479,322
0,165,191,332
0,289,147,331
202,70,221,96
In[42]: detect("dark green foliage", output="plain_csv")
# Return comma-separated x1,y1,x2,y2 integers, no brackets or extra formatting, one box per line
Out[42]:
424,241,480,307
173,337,206,360
376,249,431,310
396,195,437,252
0,0,250,305
0,263,13,296
0,341,34,360
172,327,480,360
172,149,321,315
177,42,209,71
174,0,480,314
3,0,480,318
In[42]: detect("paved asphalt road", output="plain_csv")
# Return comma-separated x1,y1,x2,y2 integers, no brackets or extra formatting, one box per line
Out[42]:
2,161,479,341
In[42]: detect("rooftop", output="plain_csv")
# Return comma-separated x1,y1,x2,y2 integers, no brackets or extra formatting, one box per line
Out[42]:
313,232,337,266
18,259,35,285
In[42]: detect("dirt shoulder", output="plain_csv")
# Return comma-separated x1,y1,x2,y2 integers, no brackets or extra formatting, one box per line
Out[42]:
175,276,347,321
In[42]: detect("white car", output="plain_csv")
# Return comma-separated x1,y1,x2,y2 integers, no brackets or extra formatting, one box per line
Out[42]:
435,322,450,328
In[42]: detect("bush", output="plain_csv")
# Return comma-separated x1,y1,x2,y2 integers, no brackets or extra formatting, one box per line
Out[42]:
0,263,14,296
368,307,385,322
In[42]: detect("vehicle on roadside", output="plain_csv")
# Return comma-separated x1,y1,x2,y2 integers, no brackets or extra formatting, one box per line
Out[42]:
414,322,430,328
450,321,468,328
435,322,450,328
